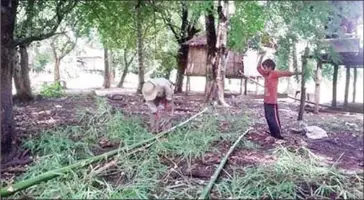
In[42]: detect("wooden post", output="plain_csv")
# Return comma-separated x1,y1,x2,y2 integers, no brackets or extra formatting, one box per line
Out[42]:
344,66,350,107
254,77,258,95
352,67,357,103
185,75,190,95
314,60,322,114
244,78,248,95
239,78,243,94
188,76,191,93
332,64,339,107
298,47,309,121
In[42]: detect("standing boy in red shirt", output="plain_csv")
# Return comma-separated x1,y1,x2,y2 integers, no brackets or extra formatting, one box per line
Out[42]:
257,51,301,139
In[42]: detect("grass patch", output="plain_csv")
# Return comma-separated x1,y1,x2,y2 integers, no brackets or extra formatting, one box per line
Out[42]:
154,116,219,159
10,97,360,199
214,146,363,199
219,113,251,134
10,98,212,198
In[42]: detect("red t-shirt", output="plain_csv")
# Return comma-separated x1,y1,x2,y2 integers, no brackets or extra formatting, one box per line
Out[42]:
257,65,293,104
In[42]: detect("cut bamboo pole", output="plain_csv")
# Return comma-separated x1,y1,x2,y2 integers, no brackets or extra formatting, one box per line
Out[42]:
199,127,252,200
0,107,209,197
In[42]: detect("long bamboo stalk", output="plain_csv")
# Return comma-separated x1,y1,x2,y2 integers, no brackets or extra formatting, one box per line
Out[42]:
1,107,209,197
199,127,252,200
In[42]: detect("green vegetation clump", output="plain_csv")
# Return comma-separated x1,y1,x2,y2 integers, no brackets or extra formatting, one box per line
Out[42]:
5,99,362,199
40,82,65,98
214,147,363,199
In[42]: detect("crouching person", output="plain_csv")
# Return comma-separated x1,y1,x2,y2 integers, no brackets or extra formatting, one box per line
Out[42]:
142,78,174,133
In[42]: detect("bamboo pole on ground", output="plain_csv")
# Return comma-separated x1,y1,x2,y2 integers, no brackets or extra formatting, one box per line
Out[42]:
199,128,252,200
0,107,209,197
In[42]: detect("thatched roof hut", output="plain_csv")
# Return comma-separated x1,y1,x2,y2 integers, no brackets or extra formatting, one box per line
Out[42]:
183,34,244,79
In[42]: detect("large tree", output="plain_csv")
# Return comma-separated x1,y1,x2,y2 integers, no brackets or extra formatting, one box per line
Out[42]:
151,1,201,92
204,0,230,105
135,0,145,93
50,32,77,83
203,1,267,105
1,0,78,156
12,0,78,101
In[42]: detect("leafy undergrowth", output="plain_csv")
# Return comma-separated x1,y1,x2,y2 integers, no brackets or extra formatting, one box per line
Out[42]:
7,98,363,199
213,147,363,199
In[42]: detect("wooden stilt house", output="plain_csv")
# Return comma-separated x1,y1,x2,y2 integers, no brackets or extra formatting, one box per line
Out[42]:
182,34,245,94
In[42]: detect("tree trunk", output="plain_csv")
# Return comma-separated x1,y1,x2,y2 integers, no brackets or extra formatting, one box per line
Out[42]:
175,45,189,93
13,48,21,90
1,0,17,155
332,64,339,107
298,47,309,121
103,48,111,88
109,51,115,83
118,64,129,88
215,0,229,107
14,44,33,101
244,78,248,95
204,3,217,103
118,50,136,88
344,66,350,107
352,67,357,103
136,0,144,94
54,58,61,82
314,59,322,114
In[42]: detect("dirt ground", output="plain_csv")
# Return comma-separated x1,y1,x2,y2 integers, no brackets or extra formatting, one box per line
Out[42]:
2,92,363,185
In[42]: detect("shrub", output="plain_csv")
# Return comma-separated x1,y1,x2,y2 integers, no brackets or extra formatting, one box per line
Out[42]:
40,82,65,98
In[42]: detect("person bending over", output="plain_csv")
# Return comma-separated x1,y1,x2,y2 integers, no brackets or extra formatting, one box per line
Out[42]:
142,77,174,132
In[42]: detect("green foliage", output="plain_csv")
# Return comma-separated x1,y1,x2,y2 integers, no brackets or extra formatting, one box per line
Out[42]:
267,1,362,81
33,51,51,73
15,0,78,46
275,36,294,71
40,82,65,98
76,1,155,50
150,31,179,78
75,0,175,76
228,2,267,52
322,63,334,80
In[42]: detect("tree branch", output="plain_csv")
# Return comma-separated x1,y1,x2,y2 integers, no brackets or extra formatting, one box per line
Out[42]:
151,3,181,41
127,51,137,66
14,0,78,46
14,32,61,46
59,34,77,59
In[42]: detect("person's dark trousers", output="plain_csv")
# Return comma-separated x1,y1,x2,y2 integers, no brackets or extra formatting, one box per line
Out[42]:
264,103,283,139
